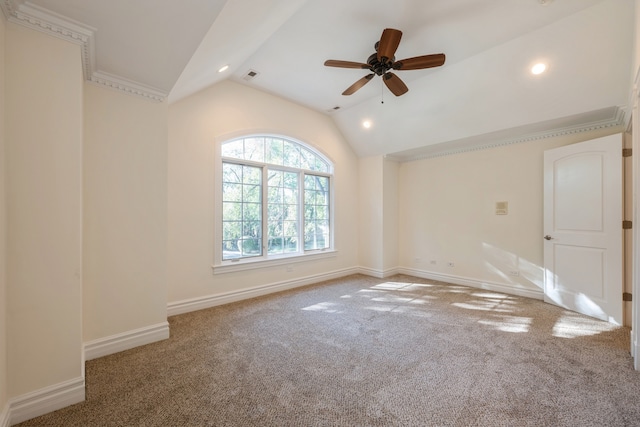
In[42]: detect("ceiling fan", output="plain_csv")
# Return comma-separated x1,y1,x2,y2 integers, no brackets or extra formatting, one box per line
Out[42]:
324,28,445,97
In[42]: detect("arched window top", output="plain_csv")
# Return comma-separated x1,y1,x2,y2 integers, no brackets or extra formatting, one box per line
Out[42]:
221,135,332,174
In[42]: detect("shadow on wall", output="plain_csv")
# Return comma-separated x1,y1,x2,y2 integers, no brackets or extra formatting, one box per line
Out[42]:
482,242,612,323
482,242,544,289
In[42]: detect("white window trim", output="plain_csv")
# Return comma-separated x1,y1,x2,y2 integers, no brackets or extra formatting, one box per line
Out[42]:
214,134,335,271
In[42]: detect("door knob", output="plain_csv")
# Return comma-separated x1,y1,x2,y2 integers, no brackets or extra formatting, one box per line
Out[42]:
544,235,553,240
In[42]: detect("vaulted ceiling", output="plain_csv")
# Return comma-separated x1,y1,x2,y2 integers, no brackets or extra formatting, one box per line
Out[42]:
2,0,633,159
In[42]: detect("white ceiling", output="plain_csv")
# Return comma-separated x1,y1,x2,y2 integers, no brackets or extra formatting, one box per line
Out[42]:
2,0,634,158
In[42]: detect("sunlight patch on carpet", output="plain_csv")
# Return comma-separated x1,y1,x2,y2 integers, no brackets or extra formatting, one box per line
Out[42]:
302,301,342,313
478,316,532,333
552,312,618,338
452,301,515,313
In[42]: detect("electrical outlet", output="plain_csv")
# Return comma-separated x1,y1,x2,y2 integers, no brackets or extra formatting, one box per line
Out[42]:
447,262,454,267
286,265,293,272
430,260,437,265
508,270,520,277
414,257,422,264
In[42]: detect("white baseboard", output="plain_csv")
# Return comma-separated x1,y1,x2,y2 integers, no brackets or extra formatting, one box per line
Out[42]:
357,266,401,278
8,377,85,426
396,267,544,300
84,322,170,361
0,403,9,427
167,267,360,317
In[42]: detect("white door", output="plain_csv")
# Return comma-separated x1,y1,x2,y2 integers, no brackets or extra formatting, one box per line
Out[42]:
543,134,623,324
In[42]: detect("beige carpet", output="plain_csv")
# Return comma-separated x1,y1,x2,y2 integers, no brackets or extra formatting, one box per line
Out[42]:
17,274,640,426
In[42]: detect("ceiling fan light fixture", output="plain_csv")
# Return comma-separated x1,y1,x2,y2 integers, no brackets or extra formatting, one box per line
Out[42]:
531,63,547,75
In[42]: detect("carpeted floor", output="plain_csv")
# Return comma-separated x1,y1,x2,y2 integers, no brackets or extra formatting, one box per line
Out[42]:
17,274,640,426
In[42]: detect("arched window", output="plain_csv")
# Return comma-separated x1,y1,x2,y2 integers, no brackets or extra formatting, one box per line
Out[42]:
218,135,333,266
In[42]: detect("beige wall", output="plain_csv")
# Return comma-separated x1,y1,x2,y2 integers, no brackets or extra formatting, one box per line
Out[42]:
358,156,398,274
383,159,399,271
5,23,83,397
167,80,359,304
358,156,384,272
398,128,619,296
83,84,168,342
0,10,7,413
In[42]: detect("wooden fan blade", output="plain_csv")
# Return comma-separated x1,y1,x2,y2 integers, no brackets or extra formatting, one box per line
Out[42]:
394,53,446,71
383,72,408,96
324,60,370,69
377,28,402,63
342,74,375,95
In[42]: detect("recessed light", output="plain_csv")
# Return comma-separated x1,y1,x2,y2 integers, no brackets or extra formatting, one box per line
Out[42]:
531,63,547,75
362,120,372,129
218,65,229,73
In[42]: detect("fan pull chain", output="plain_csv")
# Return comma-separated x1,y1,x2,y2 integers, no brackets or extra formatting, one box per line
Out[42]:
381,79,384,104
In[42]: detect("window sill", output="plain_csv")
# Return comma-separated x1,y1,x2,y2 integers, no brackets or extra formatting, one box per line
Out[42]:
212,249,338,275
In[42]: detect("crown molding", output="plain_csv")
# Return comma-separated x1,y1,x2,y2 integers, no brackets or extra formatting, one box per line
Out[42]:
1,0,166,102
89,71,166,103
386,106,628,162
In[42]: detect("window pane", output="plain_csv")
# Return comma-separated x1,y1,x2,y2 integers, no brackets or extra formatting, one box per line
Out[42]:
223,202,242,221
284,188,297,205
223,163,243,183
284,172,297,188
266,138,284,165
283,141,300,168
304,174,330,251
300,148,315,171
243,166,261,184
284,237,298,252
222,162,262,260
222,221,241,241
243,221,261,238
315,158,329,173
314,191,328,205
268,186,282,203
244,137,264,162
304,189,313,205
268,204,283,222
314,176,329,192
304,174,315,190
283,220,297,236
315,205,328,220
304,226,328,250
285,205,298,221
244,185,261,203
267,220,284,255
222,183,242,202
268,236,283,254
267,168,299,255
239,237,261,256
221,140,244,159
268,169,283,187
243,202,261,222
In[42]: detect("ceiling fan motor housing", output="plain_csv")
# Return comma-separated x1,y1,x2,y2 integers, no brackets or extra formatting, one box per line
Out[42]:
367,53,394,76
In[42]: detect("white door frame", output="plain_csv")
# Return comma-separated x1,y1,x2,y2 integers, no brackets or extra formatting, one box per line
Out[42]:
632,87,640,368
